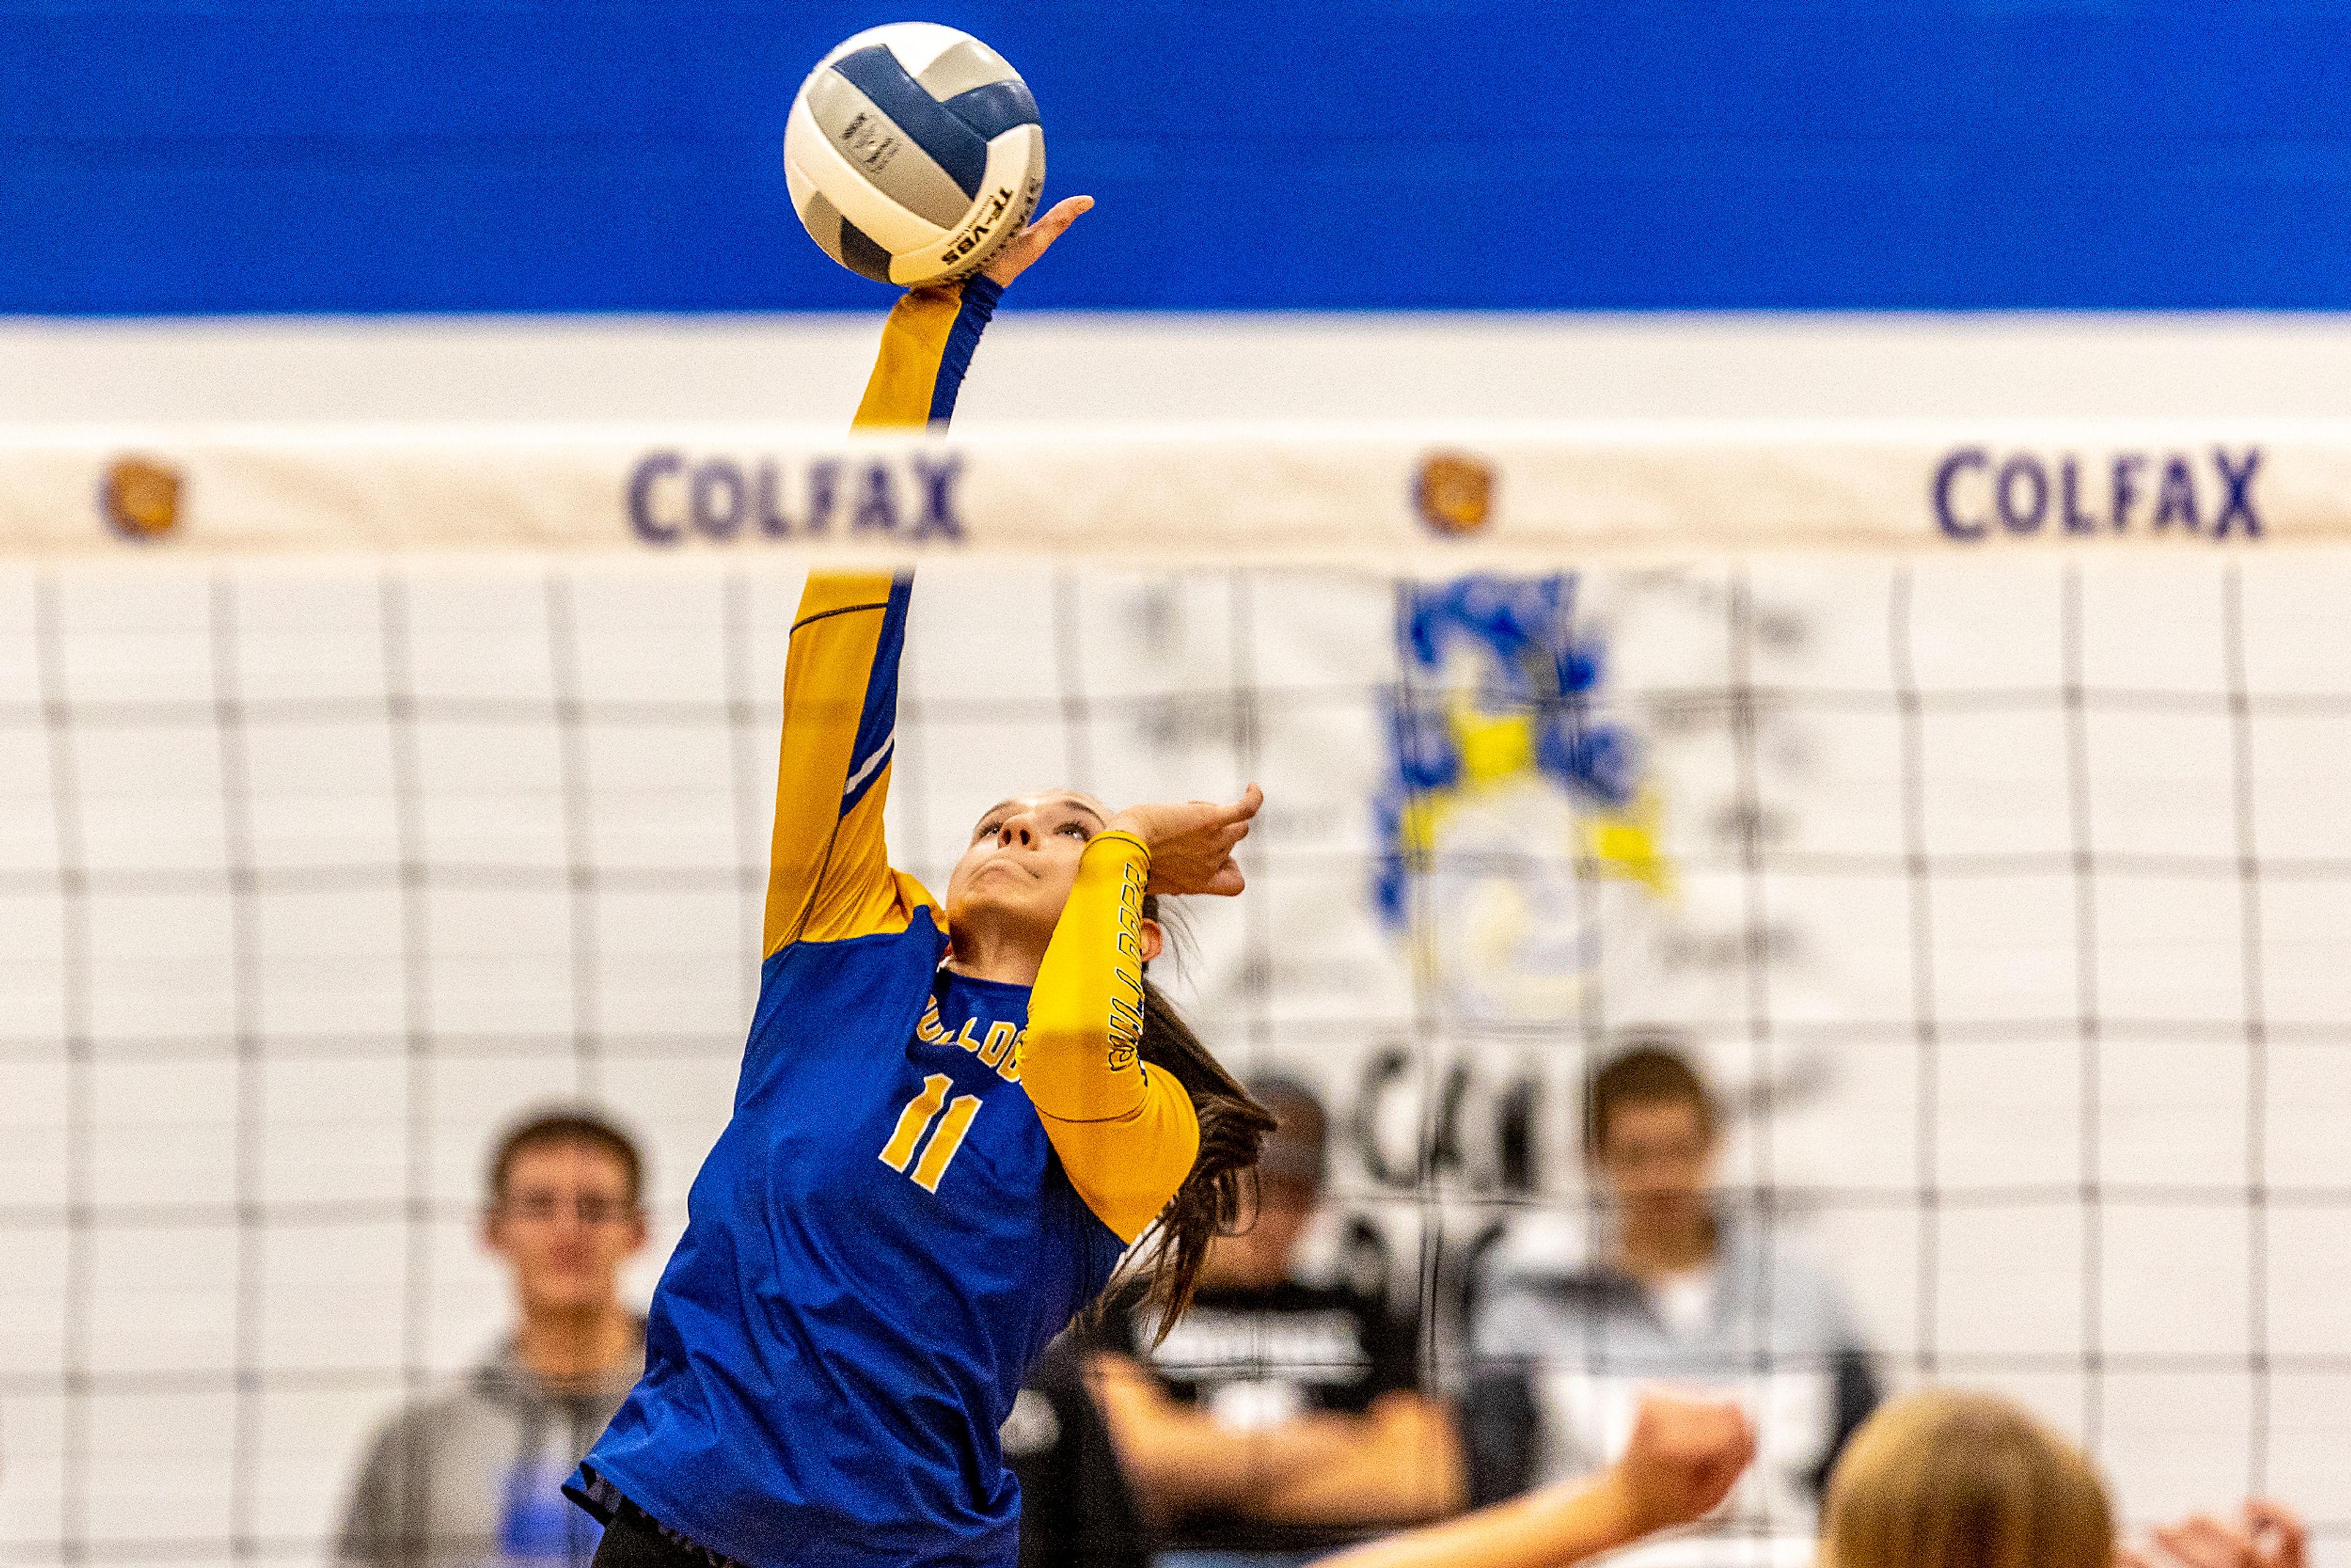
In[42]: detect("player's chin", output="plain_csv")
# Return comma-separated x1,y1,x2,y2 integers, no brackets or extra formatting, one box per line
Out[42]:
948,880,1059,937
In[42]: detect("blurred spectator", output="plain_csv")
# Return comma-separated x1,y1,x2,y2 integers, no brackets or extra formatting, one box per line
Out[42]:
1466,1040,1879,1533
337,1110,649,1568
1826,1387,2308,1568
1086,1078,1465,1568
1005,1334,1154,1568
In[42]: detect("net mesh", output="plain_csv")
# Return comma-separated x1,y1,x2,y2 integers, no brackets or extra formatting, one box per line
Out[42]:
3,553,2347,1566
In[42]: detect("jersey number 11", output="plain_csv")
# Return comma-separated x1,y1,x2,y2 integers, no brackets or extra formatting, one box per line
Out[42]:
880,1073,982,1193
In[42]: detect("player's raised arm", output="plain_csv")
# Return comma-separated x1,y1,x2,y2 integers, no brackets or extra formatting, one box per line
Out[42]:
762,290,985,952
762,571,918,955
853,192,1093,430
763,197,1095,958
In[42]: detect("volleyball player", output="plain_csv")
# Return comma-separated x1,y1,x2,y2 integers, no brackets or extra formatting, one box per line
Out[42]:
565,197,1278,1568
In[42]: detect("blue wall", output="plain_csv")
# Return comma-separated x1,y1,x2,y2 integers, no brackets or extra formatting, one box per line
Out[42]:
6,2,2351,313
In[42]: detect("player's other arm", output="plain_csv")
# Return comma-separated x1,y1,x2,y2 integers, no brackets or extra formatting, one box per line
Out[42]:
1018,831,1200,1240
1021,788,1261,1240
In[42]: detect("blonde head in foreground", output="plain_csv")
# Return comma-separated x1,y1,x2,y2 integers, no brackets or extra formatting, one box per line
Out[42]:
1821,1390,2112,1568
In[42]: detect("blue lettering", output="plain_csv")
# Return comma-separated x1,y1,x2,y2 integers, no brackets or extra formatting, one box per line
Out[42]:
756,460,792,536
852,462,900,533
2110,454,2146,532
910,454,966,542
2060,456,2097,534
628,452,684,544
1997,454,2048,535
2213,447,2262,538
2154,456,2200,531
806,460,840,536
691,459,745,539
1934,448,1988,540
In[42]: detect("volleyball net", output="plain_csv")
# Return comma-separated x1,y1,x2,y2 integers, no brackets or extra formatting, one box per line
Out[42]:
3,426,2346,1566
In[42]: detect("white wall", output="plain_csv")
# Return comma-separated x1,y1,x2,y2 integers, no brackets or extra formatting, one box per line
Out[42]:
9,312,2351,425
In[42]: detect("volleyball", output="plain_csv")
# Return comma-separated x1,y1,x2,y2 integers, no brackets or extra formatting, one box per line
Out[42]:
784,23,1045,287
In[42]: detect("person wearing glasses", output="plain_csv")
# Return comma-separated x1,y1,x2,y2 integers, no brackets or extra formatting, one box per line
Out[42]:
337,1110,651,1568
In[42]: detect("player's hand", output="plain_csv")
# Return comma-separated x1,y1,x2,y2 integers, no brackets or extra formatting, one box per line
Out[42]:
981,194,1092,287
2119,1502,2308,1568
1599,1392,1755,1540
1108,784,1262,898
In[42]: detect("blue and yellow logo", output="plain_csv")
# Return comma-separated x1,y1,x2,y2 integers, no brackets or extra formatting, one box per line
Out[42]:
1373,576,1668,1014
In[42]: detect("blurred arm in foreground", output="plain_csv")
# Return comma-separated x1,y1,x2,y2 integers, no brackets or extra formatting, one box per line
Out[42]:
2119,1502,2308,1568
1314,1394,1754,1568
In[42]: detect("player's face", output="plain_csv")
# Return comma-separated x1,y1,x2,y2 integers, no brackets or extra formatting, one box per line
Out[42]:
945,790,1112,948
1594,1098,1717,1234
485,1141,647,1316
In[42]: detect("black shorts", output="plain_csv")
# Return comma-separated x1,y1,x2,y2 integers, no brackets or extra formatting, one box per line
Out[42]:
589,1498,753,1568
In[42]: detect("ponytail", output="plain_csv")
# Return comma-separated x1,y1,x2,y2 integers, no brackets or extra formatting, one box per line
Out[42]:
1119,895,1278,1344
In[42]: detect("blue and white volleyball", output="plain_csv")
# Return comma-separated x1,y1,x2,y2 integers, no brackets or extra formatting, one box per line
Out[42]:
785,23,1044,287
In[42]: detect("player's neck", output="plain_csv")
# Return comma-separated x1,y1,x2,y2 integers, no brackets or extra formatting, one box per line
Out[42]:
514,1300,637,1387
943,924,1045,987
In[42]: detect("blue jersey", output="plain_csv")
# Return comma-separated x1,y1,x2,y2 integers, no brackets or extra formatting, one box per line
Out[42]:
575,934,1128,1568
569,280,1201,1568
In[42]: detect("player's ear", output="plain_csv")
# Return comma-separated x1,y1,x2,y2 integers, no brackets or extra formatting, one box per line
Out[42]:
1138,917,1164,966
481,1204,508,1256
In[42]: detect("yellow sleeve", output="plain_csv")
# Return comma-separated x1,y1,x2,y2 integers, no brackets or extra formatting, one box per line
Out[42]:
762,572,931,955
1019,832,1203,1243
853,276,1002,430
762,280,1000,955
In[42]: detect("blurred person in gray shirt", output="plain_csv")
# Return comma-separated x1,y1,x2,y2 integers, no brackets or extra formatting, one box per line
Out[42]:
337,1110,650,1568
1467,1040,1880,1541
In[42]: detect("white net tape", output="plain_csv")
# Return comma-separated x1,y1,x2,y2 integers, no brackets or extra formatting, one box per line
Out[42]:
6,424,2320,560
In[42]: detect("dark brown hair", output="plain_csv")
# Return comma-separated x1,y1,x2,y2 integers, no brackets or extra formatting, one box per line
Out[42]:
1122,893,1278,1343
488,1108,645,1208
1583,1037,1715,1157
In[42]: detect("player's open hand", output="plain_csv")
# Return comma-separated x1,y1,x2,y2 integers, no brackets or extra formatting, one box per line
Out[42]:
2119,1502,2308,1568
1108,784,1262,898
1602,1392,1755,1539
981,194,1092,287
